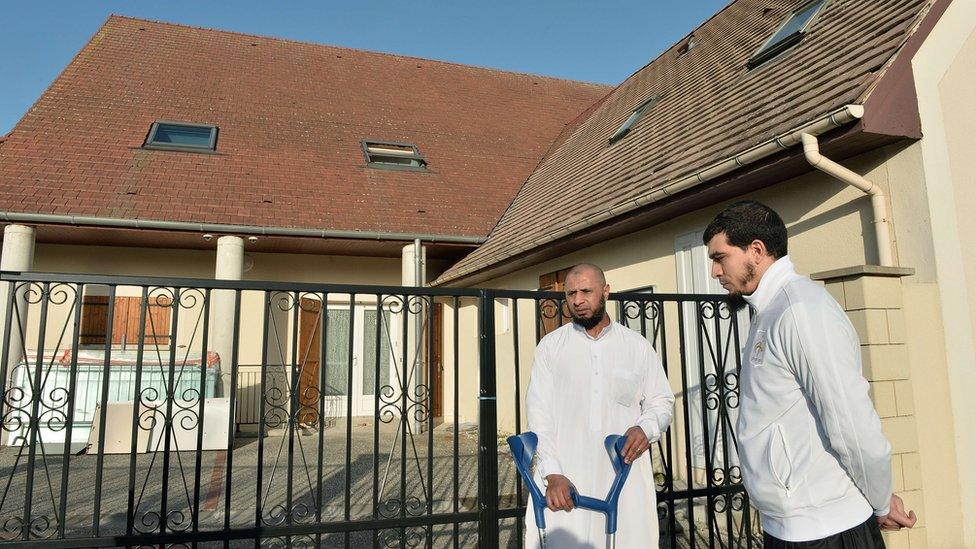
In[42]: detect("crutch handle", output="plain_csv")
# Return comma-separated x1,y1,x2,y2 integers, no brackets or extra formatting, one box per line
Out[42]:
507,432,548,530
507,433,633,536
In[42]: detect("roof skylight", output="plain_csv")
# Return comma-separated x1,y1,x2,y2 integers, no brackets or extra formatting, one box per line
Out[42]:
362,141,427,170
144,121,218,152
748,0,827,69
609,96,661,144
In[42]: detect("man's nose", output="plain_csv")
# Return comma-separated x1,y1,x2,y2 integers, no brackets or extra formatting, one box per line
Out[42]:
711,262,722,279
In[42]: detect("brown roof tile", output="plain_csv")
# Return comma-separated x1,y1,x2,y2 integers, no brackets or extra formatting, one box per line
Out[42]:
435,0,934,285
0,16,609,239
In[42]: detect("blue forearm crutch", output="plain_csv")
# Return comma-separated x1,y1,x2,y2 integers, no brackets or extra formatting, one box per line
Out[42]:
507,432,633,549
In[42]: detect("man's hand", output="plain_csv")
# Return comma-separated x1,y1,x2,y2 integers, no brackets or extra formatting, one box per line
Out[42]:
544,474,575,511
620,425,650,464
877,494,917,531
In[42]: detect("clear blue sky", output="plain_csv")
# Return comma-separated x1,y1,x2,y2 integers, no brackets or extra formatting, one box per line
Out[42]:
0,1,729,135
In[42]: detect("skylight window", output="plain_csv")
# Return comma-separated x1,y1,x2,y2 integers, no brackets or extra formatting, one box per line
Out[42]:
362,141,427,170
677,35,697,58
144,121,218,151
608,96,661,144
748,0,827,69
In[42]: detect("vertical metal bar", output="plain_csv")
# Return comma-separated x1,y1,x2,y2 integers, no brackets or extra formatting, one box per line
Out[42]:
452,296,460,549
511,298,524,545
192,288,212,534
0,281,17,446
426,297,434,549
534,298,542,343
317,292,329,548
223,290,242,548
676,301,695,549
344,295,356,549
477,290,499,549
372,295,382,549
126,287,150,535
712,300,734,545
22,282,50,540
255,290,272,549
92,285,116,536
286,292,300,548
730,305,750,548
160,288,182,536
399,294,409,549
656,301,678,544
57,283,84,538
695,301,716,548
639,299,649,339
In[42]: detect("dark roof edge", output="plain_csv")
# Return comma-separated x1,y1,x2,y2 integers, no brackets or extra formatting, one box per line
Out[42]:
859,0,951,139
0,212,486,245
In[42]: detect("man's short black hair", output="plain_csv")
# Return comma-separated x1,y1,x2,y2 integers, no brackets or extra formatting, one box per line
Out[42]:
703,200,788,258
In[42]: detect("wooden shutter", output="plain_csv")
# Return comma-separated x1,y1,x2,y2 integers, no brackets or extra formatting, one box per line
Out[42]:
538,267,572,339
142,296,172,345
79,296,110,344
78,295,172,347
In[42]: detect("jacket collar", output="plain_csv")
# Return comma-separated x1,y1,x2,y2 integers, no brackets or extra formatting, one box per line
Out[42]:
742,255,802,314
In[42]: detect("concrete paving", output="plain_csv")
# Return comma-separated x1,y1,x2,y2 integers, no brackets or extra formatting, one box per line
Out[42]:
0,421,757,547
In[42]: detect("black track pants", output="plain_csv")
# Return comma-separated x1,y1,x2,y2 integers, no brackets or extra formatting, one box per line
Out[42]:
763,516,886,549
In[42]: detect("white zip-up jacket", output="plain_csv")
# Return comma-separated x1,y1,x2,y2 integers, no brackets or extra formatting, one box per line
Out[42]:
738,256,892,541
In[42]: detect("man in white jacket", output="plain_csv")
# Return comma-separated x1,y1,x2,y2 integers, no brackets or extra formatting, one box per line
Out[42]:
703,201,916,547
524,263,674,548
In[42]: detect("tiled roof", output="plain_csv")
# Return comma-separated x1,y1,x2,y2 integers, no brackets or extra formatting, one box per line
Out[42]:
0,16,609,239
435,0,934,285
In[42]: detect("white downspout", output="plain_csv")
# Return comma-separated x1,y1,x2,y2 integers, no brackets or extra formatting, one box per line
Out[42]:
800,133,895,267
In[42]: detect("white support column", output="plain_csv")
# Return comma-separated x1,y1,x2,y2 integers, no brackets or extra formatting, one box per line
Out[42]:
400,242,426,287
0,225,35,447
401,242,427,430
212,236,244,397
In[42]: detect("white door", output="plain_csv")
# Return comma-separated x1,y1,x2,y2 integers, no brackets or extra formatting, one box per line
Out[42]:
355,307,397,416
321,304,399,419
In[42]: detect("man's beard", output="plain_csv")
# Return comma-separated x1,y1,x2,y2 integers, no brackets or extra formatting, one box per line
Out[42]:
572,297,607,330
726,262,756,312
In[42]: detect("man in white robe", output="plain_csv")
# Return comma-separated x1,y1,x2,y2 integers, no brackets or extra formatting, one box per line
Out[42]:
524,263,675,548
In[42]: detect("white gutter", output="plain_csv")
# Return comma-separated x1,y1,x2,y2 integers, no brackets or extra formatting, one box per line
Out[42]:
441,104,866,282
0,212,486,245
800,133,895,267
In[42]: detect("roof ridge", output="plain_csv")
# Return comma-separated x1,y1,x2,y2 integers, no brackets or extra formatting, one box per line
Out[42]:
106,14,613,90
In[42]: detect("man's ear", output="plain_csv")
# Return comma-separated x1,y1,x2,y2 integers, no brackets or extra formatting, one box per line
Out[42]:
749,239,768,259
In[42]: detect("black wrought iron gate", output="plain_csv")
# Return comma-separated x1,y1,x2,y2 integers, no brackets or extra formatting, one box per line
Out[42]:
0,271,761,548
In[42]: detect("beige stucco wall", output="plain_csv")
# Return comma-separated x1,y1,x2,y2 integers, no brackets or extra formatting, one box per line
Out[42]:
909,1,976,545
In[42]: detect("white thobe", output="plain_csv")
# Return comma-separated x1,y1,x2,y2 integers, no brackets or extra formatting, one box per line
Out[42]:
524,320,675,549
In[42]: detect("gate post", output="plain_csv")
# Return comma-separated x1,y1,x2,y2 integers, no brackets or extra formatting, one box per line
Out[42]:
477,289,500,548
813,265,926,548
